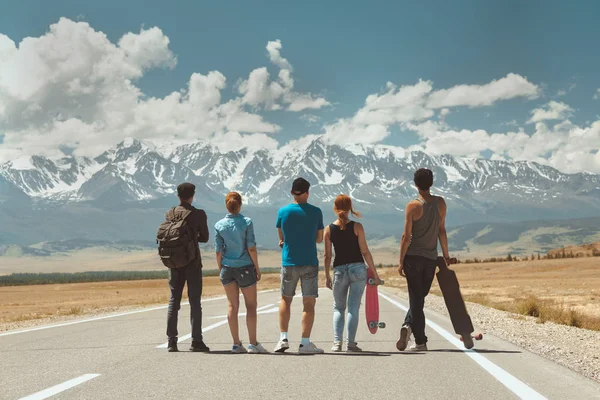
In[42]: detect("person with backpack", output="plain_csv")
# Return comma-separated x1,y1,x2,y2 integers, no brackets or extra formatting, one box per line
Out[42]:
274,178,325,354
324,194,381,352
214,192,268,354
157,182,210,353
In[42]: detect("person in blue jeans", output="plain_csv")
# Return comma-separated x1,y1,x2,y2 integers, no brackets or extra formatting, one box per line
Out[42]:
324,194,381,352
274,177,325,354
215,192,268,354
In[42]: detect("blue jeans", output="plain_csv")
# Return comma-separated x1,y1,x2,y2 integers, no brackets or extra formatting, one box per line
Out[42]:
332,262,367,343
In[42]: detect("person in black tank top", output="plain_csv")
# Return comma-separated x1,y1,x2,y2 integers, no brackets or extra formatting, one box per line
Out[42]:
324,195,381,353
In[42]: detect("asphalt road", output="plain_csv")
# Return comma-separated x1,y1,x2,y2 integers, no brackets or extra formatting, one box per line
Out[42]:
1,288,599,400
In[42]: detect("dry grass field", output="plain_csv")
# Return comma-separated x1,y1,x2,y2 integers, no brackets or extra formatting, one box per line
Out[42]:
0,274,283,329
379,256,600,330
1,256,599,332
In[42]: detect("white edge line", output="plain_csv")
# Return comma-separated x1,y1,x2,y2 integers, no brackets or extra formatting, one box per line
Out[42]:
209,303,275,319
157,319,230,348
379,292,548,400
1,290,277,338
18,374,100,400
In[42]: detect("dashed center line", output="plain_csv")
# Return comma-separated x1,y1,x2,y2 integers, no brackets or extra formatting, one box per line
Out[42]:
18,374,100,400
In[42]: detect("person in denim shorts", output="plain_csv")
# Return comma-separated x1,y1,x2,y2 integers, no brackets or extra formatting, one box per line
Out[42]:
274,178,325,354
215,192,268,354
324,194,381,352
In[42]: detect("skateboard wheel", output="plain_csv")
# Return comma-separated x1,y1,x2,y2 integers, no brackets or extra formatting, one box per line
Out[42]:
378,322,386,329
473,333,483,340
368,278,375,285
380,280,384,285
368,321,376,329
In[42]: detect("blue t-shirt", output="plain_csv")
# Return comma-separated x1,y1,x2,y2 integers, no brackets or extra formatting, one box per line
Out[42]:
276,203,324,267
214,214,256,268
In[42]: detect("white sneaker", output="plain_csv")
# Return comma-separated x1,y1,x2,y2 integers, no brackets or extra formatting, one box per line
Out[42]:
248,343,269,354
331,341,342,352
409,343,428,352
274,339,290,353
396,324,412,351
299,342,325,354
231,343,247,354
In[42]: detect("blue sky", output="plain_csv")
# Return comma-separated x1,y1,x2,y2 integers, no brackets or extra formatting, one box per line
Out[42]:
0,0,599,172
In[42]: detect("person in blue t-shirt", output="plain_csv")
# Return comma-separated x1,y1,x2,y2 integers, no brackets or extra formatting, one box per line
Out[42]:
274,177,325,354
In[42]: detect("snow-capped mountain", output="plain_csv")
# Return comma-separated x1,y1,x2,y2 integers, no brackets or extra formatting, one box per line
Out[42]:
1,137,599,214
1,137,600,250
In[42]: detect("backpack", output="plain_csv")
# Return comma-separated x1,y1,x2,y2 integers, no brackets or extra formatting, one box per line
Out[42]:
157,207,197,269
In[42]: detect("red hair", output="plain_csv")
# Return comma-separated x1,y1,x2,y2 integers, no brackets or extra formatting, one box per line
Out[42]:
334,194,361,230
225,192,242,214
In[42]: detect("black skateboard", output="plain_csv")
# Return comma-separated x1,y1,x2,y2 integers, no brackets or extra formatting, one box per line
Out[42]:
435,257,480,349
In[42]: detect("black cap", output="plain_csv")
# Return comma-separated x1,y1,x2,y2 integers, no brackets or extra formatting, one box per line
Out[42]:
291,177,310,195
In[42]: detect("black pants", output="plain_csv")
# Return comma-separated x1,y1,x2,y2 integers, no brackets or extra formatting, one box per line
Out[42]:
403,255,437,345
167,263,203,341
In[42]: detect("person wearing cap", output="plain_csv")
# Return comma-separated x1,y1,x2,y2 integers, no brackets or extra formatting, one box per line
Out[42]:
274,177,325,354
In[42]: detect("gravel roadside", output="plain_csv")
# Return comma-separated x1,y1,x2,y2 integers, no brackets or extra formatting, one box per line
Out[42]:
386,288,600,384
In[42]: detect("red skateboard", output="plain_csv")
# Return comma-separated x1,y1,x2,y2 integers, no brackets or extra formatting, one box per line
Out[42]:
365,268,386,334
436,257,482,349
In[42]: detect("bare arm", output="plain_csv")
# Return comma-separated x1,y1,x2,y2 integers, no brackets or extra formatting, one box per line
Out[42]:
324,226,333,289
399,202,418,276
278,228,284,248
248,247,261,281
214,228,224,271
355,223,380,284
216,252,223,272
316,229,324,244
437,197,450,259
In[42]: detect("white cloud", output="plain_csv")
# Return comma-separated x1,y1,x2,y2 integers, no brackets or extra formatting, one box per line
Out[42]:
0,19,299,160
300,114,321,126
426,73,540,109
238,41,330,112
322,74,539,146
266,39,292,71
528,101,573,123
409,120,600,174
594,89,600,100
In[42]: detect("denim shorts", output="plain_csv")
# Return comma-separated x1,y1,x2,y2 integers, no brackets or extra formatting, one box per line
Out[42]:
220,265,257,288
280,265,319,298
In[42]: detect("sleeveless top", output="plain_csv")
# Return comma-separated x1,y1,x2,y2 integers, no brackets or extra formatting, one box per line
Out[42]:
330,221,364,267
406,197,441,260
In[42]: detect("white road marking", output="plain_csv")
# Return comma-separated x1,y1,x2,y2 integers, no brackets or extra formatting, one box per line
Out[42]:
18,374,100,400
1,289,278,338
379,292,548,400
156,319,230,349
209,304,275,319
0,296,226,338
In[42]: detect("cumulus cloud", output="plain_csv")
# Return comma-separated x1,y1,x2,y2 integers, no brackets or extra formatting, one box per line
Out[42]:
0,19,310,160
266,39,292,71
238,40,330,112
426,73,540,109
408,120,600,174
322,74,539,145
528,101,573,123
594,89,600,100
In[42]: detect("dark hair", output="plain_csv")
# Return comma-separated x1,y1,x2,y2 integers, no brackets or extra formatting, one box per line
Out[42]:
291,177,310,195
414,169,433,191
177,182,196,200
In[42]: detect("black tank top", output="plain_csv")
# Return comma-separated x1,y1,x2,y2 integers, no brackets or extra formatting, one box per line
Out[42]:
330,221,364,267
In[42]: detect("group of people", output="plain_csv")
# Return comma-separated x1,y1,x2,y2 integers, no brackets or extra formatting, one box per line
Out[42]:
164,168,450,354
